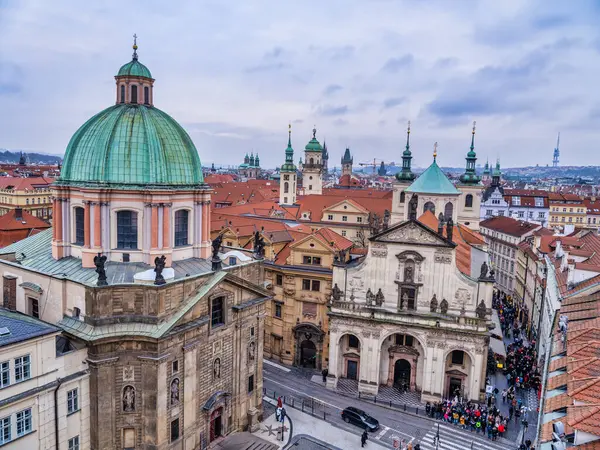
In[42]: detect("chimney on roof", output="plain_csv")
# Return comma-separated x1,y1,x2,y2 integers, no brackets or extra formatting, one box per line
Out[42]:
567,258,575,288
15,207,22,221
447,219,454,242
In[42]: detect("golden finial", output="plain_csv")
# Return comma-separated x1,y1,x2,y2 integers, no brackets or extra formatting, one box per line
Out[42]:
132,33,139,60
433,142,438,160
407,120,411,134
472,120,476,135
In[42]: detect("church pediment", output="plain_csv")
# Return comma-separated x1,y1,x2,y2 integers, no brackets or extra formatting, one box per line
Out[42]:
371,220,455,248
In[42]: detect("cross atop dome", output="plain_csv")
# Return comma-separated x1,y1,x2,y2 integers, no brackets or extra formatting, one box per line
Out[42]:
132,33,138,60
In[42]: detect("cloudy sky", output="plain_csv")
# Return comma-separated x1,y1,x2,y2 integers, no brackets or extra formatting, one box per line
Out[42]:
1,0,600,169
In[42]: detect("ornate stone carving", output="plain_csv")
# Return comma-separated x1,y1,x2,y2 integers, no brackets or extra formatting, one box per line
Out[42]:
123,385,135,412
475,346,486,354
284,288,295,296
435,341,448,349
170,378,180,405
123,366,134,382
455,288,471,303
384,223,441,244
371,329,381,338
349,278,364,288
430,294,438,313
371,243,388,258
361,330,371,338
434,250,452,264
213,339,222,355
440,298,449,314
329,326,339,333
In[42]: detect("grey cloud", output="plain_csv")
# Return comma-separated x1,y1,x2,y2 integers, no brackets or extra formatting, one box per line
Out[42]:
333,118,348,126
323,84,343,96
383,97,406,109
381,54,413,73
245,62,287,73
317,104,349,116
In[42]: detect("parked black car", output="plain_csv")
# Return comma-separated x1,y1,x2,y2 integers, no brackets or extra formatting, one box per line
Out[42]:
341,407,379,432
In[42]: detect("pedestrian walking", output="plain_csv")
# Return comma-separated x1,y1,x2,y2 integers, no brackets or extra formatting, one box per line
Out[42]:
321,367,328,383
361,430,368,447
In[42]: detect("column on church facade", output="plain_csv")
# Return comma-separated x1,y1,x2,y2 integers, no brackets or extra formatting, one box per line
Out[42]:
162,204,171,249
358,332,380,395
84,201,91,248
94,203,102,247
325,329,340,389
151,204,159,249
52,199,59,240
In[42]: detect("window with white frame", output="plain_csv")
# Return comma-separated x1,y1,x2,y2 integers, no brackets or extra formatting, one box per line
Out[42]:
16,408,31,436
342,215,348,222
67,388,79,414
0,361,9,388
0,416,10,444
68,436,80,450
14,355,30,382
327,214,333,220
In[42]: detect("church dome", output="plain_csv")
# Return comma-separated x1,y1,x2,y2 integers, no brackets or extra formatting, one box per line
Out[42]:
117,59,152,79
58,104,204,188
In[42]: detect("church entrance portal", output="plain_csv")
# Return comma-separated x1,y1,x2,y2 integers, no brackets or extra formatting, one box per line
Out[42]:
300,340,317,368
210,407,222,442
393,359,411,387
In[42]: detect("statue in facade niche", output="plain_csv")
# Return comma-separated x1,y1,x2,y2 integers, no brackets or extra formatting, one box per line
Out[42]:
440,298,449,314
94,253,108,286
400,292,409,310
123,385,135,412
213,358,221,380
331,283,343,301
375,288,384,306
248,341,256,361
154,255,167,285
404,265,414,283
170,378,180,405
476,300,487,319
430,294,438,313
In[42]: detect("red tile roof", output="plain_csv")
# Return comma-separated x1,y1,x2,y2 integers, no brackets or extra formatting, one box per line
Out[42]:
0,176,53,190
418,210,484,277
0,209,50,231
480,216,541,237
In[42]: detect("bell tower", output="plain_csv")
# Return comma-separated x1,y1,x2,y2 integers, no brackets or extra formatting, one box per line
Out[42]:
302,127,324,195
279,124,297,205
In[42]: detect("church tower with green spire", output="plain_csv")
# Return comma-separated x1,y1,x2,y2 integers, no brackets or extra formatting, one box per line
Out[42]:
457,121,485,231
459,121,481,185
396,121,416,183
279,124,298,205
392,121,416,224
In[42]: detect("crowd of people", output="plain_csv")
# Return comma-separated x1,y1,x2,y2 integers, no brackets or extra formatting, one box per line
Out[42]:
495,292,542,395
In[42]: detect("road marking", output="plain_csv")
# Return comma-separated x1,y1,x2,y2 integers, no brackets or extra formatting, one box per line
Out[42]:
264,376,413,439
263,358,291,372
375,425,389,440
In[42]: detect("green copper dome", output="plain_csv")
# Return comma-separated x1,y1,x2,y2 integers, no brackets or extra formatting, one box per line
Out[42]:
58,104,204,188
406,159,459,195
117,59,152,78
305,128,323,152
117,59,152,79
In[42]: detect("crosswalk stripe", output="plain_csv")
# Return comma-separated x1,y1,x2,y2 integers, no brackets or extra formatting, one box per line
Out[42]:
375,425,389,440
415,428,509,450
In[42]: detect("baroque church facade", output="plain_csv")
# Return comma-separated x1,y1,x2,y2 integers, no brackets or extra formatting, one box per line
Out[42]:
326,123,494,403
0,42,267,449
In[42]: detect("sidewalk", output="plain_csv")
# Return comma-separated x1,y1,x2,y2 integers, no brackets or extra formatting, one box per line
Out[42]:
254,397,387,449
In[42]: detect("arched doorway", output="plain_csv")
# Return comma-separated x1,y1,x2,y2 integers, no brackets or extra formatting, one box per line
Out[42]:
300,340,317,368
394,359,411,387
292,323,325,369
210,407,223,442
444,350,472,399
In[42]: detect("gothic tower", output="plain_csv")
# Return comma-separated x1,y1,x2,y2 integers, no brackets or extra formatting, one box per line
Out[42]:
341,148,353,177
279,124,297,205
302,127,323,195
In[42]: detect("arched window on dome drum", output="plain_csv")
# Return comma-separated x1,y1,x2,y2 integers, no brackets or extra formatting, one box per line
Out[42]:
310,158,314,165
444,202,454,221
117,211,138,249
174,210,189,247
74,207,84,246
131,85,138,104
120,85,125,103
465,194,473,208
423,201,435,214
284,182,289,194
144,86,149,105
